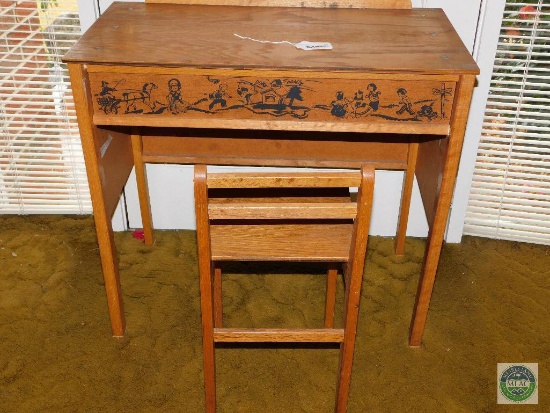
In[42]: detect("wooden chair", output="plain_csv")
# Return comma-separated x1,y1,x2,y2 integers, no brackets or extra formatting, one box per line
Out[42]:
194,165,375,412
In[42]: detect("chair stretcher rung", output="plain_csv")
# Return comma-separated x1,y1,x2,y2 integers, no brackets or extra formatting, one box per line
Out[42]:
213,328,345,343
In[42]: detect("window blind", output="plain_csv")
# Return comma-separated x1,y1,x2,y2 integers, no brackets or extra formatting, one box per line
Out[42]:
0,0,91,213
464,0,549,245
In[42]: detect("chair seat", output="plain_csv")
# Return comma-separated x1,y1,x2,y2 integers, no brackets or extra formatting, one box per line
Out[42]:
210,222,353,261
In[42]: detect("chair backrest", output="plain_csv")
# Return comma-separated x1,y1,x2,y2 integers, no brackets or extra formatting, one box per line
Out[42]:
202,169,363,221
146,0,412,9
194,165,375,265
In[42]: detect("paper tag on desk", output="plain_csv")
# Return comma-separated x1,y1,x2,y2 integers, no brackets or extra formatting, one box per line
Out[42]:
294,41,333,51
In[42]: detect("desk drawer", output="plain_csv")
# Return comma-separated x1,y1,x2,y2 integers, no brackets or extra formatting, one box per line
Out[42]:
89,70,456,129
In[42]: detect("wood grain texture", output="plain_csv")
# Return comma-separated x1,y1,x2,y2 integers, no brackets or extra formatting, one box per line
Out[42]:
98,128,134,219
86,65,460,81
210,223,353,261
207,172,361,188
194,164,375,412
147,0,411,9
93,113,451,135
63,4,478,75
193,164,217,412
335,165,375,412
194,165,364,410
213,328,345,343
325,264,339,328
208,202,357,220
88,72,456,128
67,63,126,337
213,267,223,328
140,134,410,170
409,75,477,348
130,128,154,246
395,141,418,255
209,190,352,205
415,138,444,229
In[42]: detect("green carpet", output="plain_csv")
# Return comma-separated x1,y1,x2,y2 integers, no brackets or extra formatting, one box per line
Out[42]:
0,215,548,412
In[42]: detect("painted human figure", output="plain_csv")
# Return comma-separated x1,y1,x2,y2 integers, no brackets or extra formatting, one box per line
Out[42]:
166,78,188,114
99,80,117,98
396,88,415,115
237,83,253,105
208,83,230,110
331,91,349,118
352,90,371,117
417,104,438,121
96,80,121,114
367,83,380,111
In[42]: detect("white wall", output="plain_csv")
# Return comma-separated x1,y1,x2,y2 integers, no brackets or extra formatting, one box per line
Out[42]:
446,0,507,242
83,0,491,239
76,0,98,32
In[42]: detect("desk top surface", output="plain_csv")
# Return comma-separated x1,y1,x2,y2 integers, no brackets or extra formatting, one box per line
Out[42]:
64,2,478,75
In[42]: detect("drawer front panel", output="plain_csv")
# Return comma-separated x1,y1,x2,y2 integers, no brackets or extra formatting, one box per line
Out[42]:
89,72,455,125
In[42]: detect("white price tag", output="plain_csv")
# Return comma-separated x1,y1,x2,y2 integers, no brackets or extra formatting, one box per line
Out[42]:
234,34,333,51
294,41,333,51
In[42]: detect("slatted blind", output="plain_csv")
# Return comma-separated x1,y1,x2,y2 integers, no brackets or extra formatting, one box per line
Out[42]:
464,0,549,245
0,0,90,213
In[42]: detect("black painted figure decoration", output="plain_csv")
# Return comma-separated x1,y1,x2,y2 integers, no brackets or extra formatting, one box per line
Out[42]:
93,75,454,124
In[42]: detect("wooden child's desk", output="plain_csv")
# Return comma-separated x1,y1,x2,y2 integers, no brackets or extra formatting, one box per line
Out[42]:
64,2,479,347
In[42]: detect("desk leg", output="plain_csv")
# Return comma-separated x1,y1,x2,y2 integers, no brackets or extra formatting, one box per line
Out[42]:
395,142,418,255
69,64,129,337
409,75,476,347
94,219,126,336
131,128,154,246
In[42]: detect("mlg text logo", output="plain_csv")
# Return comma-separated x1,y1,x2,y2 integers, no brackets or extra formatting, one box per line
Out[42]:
498,363,538,404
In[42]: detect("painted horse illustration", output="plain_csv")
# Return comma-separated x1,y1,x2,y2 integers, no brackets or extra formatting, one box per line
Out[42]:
122,83,158,113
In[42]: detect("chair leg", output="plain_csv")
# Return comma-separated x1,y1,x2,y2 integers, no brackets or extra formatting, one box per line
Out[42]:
202,337,216,413
324,263,338,328
199,266,217,413
334,266,362,413
213,267,223,328
195,164,216,412
334,165,375,412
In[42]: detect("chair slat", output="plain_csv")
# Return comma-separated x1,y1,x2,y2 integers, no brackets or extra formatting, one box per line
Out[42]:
207,172,362,189
208,202,357,220
210,223,352,261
